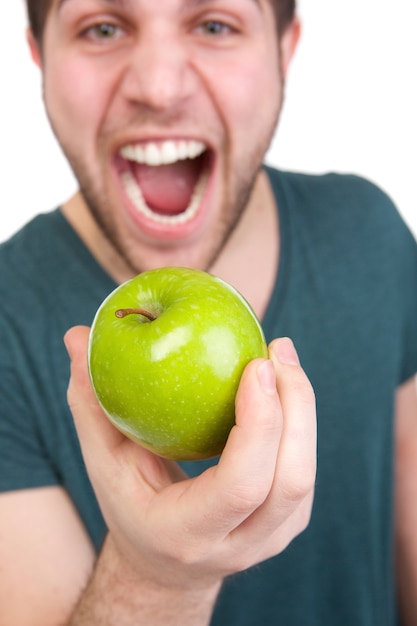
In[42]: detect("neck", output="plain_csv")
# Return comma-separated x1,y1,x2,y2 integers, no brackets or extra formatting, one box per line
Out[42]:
211,169,279,320
61,194,135,283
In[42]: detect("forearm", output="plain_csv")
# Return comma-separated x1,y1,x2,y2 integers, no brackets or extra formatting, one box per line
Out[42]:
396,540,417,625
395,377,417,625
69,535,221,626
395,446,417,625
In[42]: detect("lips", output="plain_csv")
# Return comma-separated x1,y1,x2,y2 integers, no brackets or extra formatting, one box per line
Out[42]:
116,139,212,229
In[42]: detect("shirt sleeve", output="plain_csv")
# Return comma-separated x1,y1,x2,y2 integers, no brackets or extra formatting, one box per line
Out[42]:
396,219,417,384
0,326,60,492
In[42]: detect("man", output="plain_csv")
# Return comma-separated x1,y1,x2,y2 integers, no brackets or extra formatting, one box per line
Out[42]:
0,1,416,624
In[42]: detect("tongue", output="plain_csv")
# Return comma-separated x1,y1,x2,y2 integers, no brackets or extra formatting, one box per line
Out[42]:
132,159,201,215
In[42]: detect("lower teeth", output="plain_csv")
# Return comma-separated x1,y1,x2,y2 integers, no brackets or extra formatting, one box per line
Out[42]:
121,170,209,225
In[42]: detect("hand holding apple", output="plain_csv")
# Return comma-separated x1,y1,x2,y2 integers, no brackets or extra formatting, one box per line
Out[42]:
88,267,268,460
65,326,316,594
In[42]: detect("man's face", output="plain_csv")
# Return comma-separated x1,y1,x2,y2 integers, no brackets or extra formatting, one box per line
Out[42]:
40,0,286,273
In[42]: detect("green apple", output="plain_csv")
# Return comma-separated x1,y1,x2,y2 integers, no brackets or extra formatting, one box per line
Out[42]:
88,267,268,461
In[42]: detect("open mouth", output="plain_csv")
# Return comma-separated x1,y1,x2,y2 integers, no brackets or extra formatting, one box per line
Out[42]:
117,139,211,227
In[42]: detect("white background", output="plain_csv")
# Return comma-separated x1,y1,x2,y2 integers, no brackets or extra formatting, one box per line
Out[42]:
1,0,416,242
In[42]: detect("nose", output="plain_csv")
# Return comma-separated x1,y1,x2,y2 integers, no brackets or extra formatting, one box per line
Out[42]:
121,30,194,112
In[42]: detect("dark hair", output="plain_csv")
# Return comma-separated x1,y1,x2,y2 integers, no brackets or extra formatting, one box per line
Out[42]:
275,0,296,37
27,0,296,45
26,0,51,45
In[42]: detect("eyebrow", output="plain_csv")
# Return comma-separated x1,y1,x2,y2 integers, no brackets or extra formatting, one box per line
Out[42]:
57,0,134,12
182,0,260,9
183,0,259,5
58,0,259,10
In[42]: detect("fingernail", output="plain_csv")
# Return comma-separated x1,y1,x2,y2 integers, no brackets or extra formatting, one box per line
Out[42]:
275,338,300,365
257,359,276,394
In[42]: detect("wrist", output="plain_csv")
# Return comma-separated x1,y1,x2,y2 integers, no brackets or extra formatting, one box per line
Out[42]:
106,532,222,600
70,534,221,626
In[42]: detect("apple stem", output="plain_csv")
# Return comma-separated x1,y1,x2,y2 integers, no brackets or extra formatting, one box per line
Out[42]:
115,308,157,322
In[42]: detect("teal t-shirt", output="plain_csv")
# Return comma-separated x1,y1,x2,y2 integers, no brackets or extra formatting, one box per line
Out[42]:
1,167,417,625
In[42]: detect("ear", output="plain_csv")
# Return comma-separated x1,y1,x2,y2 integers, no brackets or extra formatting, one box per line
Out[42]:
26,27,42,68
280,17,301,79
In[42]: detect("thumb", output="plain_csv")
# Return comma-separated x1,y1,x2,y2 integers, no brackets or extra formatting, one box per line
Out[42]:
64,325,92,398
64,325,126,462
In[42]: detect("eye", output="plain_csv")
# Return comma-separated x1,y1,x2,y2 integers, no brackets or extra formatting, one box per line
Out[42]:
84,22,125,42
197,20,233,36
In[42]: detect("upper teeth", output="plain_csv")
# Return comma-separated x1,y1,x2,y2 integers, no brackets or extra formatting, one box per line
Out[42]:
120,140,206,166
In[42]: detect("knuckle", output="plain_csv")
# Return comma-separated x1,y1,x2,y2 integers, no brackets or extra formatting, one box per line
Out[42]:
227,550,254,573
289,374,316,408
295,492,315,532
227,483,268,516
279,468,316,504
171,539,211,568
